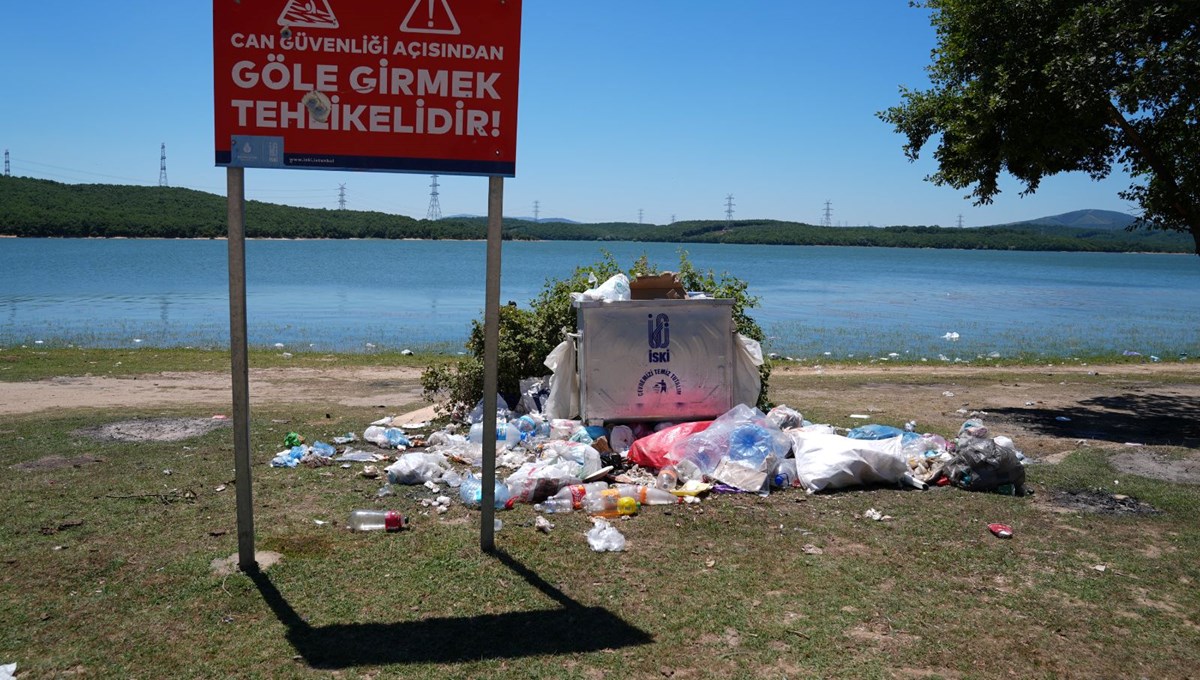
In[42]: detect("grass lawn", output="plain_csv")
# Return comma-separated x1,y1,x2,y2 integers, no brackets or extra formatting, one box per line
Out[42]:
1,354,1198,678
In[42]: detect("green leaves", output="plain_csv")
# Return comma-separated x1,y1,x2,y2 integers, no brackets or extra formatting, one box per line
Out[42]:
880,0,1200,254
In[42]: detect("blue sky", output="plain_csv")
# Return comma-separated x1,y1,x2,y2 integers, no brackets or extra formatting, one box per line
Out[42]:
2,1,1138,227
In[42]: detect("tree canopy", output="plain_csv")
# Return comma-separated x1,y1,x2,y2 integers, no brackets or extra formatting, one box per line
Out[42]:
879,0,1200,254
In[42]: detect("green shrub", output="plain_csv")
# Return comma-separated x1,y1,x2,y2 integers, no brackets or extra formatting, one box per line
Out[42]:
420,250,771,419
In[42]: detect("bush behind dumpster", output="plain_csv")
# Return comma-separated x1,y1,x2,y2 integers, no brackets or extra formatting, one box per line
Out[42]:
420,250,770,419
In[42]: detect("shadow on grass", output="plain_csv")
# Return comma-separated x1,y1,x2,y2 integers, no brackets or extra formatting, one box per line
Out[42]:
249,548,652,669
989,392,1200,447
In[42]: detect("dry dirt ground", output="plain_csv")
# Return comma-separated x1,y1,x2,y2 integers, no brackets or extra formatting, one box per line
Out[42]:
3,362,1198,482
769,362,1200,484
0,366,427,417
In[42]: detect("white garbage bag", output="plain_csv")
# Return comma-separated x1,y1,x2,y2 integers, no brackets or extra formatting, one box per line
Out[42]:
789,430,924,493
570,273,631,303
733,333,764,408
543,336,580,419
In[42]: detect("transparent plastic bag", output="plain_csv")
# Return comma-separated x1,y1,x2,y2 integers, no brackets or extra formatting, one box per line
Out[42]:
670,404,790,474
586,518,627,552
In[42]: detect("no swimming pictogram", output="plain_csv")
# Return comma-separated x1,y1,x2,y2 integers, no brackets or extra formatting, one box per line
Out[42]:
277,0,339,30
400,0,461,35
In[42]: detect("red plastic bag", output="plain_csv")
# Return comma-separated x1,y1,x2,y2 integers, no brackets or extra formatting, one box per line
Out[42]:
988,523,1013,539
626,421,712,470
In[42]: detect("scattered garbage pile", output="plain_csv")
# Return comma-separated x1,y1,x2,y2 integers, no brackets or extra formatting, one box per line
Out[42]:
270,395,1030,550
269,271,1033,549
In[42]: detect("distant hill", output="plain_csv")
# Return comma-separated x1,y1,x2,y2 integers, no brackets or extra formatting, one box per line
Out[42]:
446,213,580,223
1,176,1192,253
1005,209,1137,231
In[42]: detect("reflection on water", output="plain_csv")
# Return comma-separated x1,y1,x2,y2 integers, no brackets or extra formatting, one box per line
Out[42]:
2,239,1199,359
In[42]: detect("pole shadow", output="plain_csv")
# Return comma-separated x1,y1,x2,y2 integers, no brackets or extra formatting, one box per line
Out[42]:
248,548,653,669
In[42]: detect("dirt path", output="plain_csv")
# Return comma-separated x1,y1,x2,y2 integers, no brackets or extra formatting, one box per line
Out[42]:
4,360,1199,483
4,361,1198,457
0,366,426,416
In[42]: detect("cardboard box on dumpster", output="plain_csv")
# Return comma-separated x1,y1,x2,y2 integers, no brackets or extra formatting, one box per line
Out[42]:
630,272,687,300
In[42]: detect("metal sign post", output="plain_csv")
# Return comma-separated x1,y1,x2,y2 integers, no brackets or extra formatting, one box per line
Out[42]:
226,166,257,572
479,175,503,551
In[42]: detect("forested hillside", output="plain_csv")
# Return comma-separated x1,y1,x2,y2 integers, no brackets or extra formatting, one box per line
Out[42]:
1,176,1192,253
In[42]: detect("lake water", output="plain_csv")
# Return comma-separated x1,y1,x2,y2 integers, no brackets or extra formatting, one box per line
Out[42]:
3,238,1199,360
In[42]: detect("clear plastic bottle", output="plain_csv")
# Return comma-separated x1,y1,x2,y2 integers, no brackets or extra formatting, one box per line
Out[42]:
549,482,608,509
655,465,679,490
532,496,575,514
614,483,680,505
582,489,639,518
348,509,407,532
468,421,522,449
515,413,545,439
458,473,513,509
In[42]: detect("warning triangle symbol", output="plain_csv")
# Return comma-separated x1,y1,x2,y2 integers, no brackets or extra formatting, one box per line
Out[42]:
400,0,461,35
277,0,339,30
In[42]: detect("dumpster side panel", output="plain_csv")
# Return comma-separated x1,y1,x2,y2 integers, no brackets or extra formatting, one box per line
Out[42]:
577,300,734,422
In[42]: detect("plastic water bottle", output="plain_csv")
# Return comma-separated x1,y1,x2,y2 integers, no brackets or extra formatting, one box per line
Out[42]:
515,413,547,440
582,490,639,518
348,509,407,532
532,496,575,514
772,458,798,489
655,466,679,490
467,421,521,449
614,483,680,505
543,482,608,511
458,473,513,509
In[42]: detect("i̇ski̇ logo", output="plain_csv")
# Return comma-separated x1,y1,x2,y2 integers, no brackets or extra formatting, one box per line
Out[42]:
647,313,670,363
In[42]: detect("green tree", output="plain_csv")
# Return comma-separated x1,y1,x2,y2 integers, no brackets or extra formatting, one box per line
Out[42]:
879,0,1200,254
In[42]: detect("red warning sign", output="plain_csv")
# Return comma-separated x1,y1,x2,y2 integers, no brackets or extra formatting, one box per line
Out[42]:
278,0,339,30
401,0,460,35
213,0,522,176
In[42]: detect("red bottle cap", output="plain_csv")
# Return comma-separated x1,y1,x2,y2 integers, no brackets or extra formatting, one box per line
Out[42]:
384,511,406,531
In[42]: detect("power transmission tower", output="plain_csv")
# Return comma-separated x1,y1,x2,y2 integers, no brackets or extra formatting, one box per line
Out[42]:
725,194,735,224
426,174,442,220
3,149,9,177
338,184,347,210
158,143,168,187
822,200,833,227
670,214,676,225
956,214,964,229
638,208,644,224
533,200,540,222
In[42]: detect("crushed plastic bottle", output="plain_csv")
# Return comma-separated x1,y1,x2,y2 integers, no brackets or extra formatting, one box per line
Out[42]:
468,394,511,424
458,473,513,509
515,413,549,439
383,428,411,448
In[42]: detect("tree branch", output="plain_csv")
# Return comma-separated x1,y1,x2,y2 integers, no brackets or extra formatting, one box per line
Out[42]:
1107,101,1200,255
